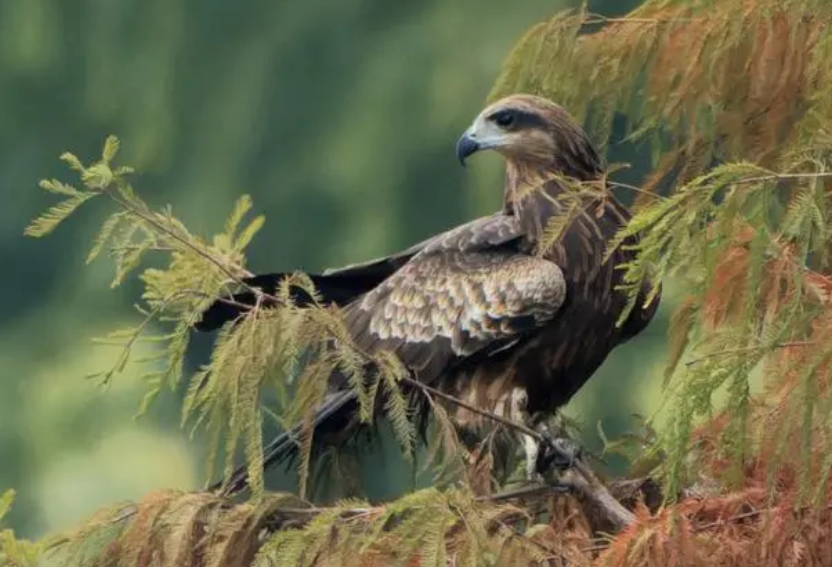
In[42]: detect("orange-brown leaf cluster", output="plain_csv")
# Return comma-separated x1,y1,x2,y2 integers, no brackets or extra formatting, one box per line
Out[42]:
565,1,829,206
594,490,832,566
643,2,820,159
700,224,808,329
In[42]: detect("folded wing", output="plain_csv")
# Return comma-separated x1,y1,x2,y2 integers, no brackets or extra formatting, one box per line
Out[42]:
342,248,567,385
195,212,525,331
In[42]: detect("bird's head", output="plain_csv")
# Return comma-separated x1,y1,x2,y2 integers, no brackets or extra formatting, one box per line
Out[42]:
456,94,602,179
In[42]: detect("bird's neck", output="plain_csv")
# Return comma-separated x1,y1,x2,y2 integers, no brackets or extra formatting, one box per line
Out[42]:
504,160,550,210
503,157,601,207
505,156,589,203
503,158,604,246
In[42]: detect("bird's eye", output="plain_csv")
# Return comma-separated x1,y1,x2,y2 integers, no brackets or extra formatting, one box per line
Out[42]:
493,110,516,129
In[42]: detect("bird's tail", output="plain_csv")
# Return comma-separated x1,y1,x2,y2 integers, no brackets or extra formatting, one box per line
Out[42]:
211,389,360,497
195,271,385,332
194,272,315,332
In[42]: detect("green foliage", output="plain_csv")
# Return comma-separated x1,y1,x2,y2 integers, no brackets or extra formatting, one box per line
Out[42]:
0,491,40,567
26,137,270,492
489,0,832,502
26,137,422,502
36,487,576,567
606,160,832,494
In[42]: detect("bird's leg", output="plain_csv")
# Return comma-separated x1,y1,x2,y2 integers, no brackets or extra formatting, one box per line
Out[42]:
521,432,541,482
506,388,541,482
508,389,575,488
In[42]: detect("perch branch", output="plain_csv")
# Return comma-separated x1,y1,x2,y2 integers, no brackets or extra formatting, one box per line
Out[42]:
480,483,576,503
402,377,636,529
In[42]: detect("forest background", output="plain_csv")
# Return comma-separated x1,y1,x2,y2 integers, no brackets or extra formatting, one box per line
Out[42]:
0,0,662,542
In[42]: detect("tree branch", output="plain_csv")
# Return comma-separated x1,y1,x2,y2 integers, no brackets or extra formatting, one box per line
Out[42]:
402,377,636,529
105,188,253,284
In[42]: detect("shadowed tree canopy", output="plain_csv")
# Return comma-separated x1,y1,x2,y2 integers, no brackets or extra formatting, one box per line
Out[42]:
6,0,832,566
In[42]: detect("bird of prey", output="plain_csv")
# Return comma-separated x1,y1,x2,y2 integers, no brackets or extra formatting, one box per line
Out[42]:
195,94,661,495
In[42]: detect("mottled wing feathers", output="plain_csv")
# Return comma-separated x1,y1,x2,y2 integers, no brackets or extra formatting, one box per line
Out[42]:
345,250,566,380
323,212,522,278
415,214,523,255
195,213,525,332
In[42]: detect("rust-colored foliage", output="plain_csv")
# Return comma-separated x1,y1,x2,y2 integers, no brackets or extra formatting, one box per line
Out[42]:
589,458,832,566
701,226,756,328
644,2,819,160
491,0,832,206
700,224,814,329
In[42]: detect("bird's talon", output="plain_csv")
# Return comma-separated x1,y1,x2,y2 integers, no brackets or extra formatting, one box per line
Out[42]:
535,435,583,476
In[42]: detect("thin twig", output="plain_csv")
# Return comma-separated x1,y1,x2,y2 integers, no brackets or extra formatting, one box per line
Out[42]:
582,542,614,554
401,377,544,443
89,290,191,386
181,288,266,312
581,13,704,26
105,188,252,284
607,180,671,201
693,502,832,533
490,511,571,564
269,505,376,517
734,171,832,186
104,186,291,316
685,341,815,367
480,483,575,503
693,507,766,533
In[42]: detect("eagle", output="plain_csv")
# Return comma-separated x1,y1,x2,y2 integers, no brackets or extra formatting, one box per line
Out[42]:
195,94,661,495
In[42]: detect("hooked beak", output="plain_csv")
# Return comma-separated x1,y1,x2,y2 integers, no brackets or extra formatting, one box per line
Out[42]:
455,133,480,166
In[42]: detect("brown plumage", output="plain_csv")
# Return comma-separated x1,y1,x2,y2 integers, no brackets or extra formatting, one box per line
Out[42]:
196,94,661,493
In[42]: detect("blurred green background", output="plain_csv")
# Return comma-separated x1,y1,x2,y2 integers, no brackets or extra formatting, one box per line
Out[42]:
0,0,671,540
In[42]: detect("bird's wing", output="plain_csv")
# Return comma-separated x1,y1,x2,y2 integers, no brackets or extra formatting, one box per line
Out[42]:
342,248,566,383
194,213,524,332
323,212,523,278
